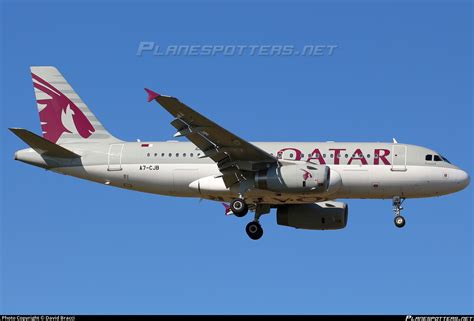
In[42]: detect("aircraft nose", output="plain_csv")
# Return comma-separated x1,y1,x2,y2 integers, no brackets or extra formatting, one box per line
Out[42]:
461,171,470,188
454,169,470,190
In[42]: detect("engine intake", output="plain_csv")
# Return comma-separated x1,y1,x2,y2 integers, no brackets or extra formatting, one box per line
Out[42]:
276,201,348,230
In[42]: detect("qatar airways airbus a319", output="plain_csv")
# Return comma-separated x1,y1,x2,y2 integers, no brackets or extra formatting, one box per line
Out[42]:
11,67,470,240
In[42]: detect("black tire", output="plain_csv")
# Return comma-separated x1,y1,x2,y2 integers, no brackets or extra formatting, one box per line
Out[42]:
394,215,406,228
246,222,263,240
230,198,248,217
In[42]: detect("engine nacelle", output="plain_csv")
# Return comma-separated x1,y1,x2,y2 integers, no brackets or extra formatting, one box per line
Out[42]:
276,201,348,230
255,164,330,193
189,175,232,195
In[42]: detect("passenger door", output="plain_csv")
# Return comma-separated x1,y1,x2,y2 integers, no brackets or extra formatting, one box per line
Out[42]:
391,145,407,171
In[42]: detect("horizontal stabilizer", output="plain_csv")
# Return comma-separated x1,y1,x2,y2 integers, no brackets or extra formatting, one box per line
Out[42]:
9,128,81,158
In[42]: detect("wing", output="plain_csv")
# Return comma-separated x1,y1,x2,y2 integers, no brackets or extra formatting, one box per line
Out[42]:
145,88,277,187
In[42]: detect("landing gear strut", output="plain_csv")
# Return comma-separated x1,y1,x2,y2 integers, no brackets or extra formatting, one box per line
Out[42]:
392,196,406,228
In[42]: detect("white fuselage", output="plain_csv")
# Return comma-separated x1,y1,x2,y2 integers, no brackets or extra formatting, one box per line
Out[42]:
16,141,468,205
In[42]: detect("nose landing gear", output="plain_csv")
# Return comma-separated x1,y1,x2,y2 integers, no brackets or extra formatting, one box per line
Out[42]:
394,215,406,228
393,196,406,228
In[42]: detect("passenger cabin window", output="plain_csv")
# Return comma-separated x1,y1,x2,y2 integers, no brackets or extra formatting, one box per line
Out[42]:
434,155,442,161
425,155,432,161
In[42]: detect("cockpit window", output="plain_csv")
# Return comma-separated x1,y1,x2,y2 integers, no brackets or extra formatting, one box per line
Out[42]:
427,153,451,163
441,155,451,164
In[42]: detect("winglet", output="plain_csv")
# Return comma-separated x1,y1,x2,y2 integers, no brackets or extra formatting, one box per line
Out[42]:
144,88,160,102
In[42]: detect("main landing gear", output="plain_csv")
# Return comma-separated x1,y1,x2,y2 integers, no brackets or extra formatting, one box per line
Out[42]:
245,203,269,240
246,221,263,240
230,198,248,217
230,198,269,240
393,196,406,228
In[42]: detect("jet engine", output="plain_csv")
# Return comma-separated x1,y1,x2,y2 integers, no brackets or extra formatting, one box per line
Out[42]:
255,164,331,193
276,201,348,230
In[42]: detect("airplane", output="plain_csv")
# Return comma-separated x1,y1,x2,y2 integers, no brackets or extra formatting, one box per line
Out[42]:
10,66,470,240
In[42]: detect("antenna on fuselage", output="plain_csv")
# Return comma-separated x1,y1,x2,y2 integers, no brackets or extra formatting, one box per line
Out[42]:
392,138,398,144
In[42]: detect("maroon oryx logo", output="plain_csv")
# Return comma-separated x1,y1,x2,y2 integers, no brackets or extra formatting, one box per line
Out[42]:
301,169,313,181
32,73,95,143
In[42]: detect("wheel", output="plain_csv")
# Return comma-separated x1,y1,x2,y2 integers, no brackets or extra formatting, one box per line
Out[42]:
230,198,248,217
394,215,406,228
246,221,263,240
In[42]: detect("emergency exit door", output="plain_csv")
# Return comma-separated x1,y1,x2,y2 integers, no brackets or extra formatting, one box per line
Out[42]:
108,144,124,171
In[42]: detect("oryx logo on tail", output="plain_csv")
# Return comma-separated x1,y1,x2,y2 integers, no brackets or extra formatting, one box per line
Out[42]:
32,73,95,143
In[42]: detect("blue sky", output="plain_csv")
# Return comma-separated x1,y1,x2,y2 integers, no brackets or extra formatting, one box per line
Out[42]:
1,0,472,315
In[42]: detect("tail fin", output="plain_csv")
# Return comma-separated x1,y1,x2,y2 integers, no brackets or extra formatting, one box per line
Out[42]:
30,66,119,144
